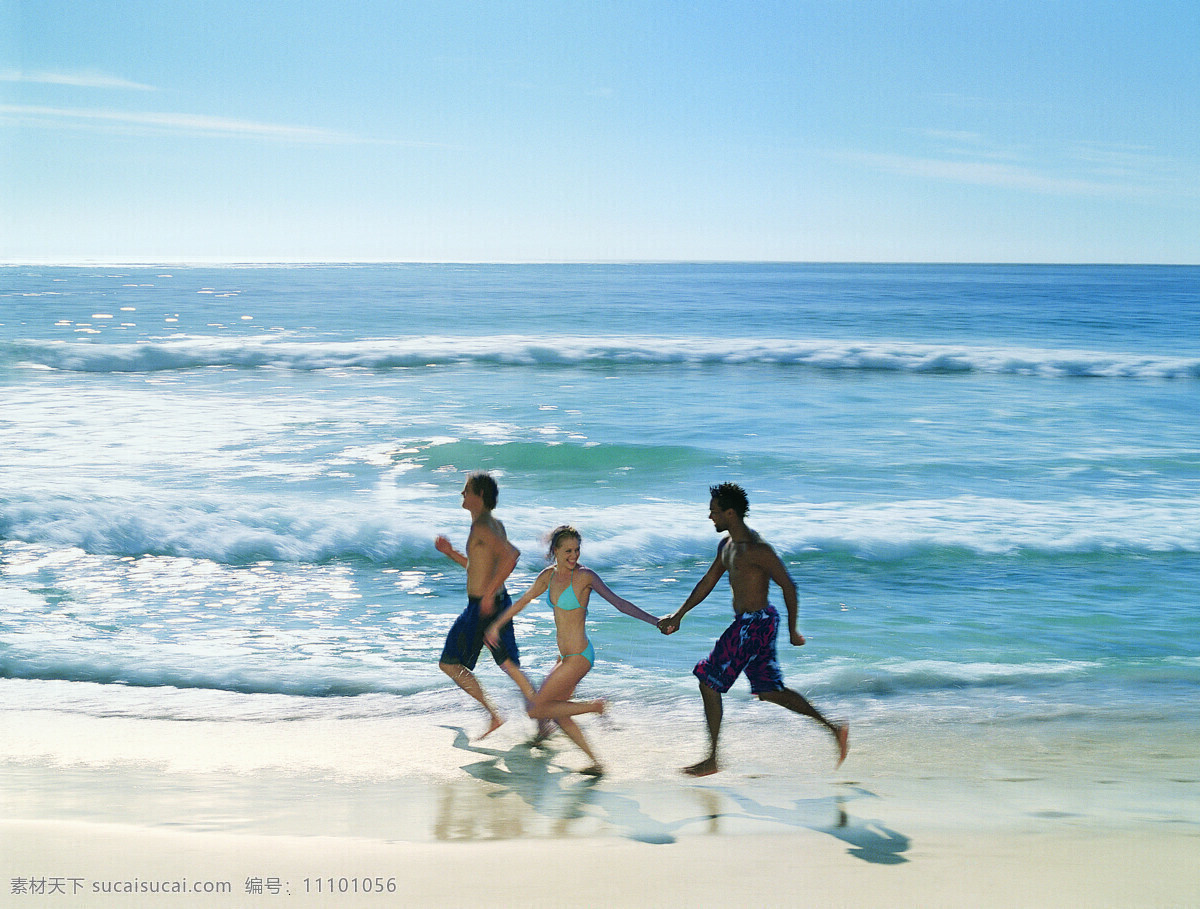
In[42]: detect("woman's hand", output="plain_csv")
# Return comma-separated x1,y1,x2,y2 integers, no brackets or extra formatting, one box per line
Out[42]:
657,614,680,635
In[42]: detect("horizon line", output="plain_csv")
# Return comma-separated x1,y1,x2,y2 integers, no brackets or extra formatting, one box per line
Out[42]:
3,258,1197,268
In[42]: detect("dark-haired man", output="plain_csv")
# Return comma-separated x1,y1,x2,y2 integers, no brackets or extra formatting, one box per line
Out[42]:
435,472,541,739
659,483,849,775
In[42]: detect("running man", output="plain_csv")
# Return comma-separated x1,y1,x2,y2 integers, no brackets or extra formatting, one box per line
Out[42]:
435,472,542,740
658,483,849,775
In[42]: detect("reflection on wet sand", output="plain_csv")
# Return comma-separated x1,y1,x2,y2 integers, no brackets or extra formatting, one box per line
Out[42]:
718,785,911,864
435,726,902,851
436,726,722,843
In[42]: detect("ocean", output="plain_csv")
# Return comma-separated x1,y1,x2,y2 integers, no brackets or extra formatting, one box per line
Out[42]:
2,263,1198,832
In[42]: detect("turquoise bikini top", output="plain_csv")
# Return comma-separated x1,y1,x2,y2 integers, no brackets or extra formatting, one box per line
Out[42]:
551,571,585,611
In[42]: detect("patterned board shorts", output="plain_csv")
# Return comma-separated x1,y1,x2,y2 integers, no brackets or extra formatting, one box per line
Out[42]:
693,605,784,694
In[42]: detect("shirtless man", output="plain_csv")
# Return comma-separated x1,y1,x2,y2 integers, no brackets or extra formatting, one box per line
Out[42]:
658,483,849,775
435,472,541,739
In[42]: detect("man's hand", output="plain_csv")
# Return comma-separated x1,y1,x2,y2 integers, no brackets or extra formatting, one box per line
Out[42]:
657,615,680,635
434,535,455,556
789,629,806,646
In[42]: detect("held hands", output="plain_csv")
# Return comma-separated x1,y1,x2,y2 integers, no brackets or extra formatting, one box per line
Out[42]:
657,615,680,635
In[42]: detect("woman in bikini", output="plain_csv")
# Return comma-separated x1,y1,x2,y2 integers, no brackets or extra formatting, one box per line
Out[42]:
484,525,660,775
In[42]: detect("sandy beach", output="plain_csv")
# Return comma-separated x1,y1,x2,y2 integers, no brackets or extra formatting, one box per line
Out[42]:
3,702,1197,908
5,818,1195,909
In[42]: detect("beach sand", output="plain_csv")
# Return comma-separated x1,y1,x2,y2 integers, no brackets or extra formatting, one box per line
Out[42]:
4,818,1195,908
3,818,1195,909
3,703,1197,908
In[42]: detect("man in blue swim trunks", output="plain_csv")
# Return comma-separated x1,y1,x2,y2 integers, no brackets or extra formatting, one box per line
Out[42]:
435,472,542,740
659,483,849,775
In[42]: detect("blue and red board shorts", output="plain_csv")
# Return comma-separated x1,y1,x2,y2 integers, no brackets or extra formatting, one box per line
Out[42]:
693,605,785,694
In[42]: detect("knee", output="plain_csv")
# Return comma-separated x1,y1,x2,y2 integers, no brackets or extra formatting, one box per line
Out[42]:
439,662,458,678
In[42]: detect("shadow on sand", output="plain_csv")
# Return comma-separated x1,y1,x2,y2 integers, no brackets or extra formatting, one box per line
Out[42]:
439,726,719,844
440,727,910,861
717,784,911,864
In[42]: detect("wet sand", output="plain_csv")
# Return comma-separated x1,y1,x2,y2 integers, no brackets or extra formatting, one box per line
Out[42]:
3,704,1197,907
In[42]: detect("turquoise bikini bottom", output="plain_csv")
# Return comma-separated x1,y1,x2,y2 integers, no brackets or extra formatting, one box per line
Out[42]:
563,639,595,667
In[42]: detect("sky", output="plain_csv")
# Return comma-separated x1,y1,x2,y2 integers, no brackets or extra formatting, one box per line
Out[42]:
2,0,1198,264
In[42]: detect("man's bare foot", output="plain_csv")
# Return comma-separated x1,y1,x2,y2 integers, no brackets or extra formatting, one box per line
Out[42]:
682,757,719,777
579,763,605,777
835,724,850,767
475,714,504,741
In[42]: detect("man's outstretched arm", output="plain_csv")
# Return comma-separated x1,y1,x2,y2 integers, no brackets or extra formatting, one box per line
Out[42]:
659,548,727,634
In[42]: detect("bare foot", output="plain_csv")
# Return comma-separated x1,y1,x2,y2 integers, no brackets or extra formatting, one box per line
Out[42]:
682,757,719,777
579,763,605,777
475,714,504,741
835,724,850,767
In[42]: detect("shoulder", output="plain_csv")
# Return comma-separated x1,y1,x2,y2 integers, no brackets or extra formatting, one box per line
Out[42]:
472,515,503,541
746,537,778,560
713,537,732,567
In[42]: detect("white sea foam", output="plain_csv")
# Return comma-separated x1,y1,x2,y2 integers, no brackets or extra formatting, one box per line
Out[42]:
3,492,1199,568
6,336,1199,378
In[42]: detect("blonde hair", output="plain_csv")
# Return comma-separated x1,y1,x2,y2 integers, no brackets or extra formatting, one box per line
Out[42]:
546,525,581,560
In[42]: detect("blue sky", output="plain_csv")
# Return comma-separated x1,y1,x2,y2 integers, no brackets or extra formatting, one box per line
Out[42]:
2,1,1198,263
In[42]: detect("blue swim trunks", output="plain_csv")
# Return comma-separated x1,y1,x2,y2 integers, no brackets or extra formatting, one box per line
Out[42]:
439,592,519,670
693,605,785,694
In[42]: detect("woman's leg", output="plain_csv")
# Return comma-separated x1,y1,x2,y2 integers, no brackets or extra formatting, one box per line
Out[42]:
526,655,601,721
527,656,604,769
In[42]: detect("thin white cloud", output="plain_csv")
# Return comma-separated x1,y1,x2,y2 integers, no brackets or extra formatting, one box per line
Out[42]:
850,131,1196,200
0,103,450,147
1068,141,1177,182
906,129,1025,163
851,150,1121,195
0,69,156,91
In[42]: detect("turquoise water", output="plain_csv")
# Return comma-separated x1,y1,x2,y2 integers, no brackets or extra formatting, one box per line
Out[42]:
2,264,1198,782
